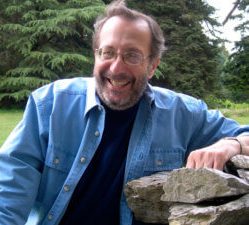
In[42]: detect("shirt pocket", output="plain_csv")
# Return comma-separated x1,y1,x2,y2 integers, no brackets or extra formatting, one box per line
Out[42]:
37,147,76,204
143,147,184,176
37,146,75,208
44,146,76,173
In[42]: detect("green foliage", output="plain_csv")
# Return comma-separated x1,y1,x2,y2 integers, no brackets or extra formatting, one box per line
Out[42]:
204,95,234,109
0,0,236,106
204,96,249,125
222,38,249,102
204,94,249,110
129,0,221,98
222,1,249,102
221,106,249,118
0,76,50,103
0,0,104,107
219,102,249,125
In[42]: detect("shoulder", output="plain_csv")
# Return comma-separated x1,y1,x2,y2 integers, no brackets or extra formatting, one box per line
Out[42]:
149,85,207,112
31,77,94,103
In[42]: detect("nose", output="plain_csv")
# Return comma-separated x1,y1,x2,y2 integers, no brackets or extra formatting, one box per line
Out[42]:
109,54,127,75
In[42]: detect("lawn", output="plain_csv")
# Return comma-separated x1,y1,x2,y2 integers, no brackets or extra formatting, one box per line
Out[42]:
0,107,249,147
228,116,249,125
220,107,249,125
0,109,23,147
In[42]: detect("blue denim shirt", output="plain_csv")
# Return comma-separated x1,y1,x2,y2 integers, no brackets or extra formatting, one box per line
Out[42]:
0,77,248,225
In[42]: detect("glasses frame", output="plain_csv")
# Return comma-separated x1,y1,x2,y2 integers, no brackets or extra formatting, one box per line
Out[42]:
95,47,151,66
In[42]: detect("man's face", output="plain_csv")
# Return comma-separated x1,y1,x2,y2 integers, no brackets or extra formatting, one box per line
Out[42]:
93,16,159,110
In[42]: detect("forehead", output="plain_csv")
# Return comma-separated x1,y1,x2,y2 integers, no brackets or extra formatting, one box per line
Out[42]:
98,16,151,53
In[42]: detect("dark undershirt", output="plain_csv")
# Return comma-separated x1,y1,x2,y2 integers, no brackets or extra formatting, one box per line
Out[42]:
59,103,139,225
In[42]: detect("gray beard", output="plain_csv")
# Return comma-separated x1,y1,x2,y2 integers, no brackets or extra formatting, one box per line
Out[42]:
95,75,148,111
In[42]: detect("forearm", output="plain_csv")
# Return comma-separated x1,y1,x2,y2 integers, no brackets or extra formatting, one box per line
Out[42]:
186,135,249,170
222,135,249,156
237,135,249,155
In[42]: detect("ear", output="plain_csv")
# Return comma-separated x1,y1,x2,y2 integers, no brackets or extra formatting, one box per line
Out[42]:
147,58,160,80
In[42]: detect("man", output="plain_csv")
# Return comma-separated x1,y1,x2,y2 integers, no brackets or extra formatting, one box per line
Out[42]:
0,1,249,225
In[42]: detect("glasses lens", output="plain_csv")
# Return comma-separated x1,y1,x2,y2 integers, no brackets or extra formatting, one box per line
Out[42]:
97,47,115,60
96,47,145,65
124,51,143,65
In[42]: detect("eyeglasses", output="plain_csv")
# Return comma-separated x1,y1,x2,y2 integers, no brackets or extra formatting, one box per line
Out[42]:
95,47,150,65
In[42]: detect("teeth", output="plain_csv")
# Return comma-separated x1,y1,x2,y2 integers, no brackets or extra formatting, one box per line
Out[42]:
109,79,128,87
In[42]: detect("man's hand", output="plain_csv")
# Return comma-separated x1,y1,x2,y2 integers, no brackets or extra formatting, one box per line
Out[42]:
186,138,241,170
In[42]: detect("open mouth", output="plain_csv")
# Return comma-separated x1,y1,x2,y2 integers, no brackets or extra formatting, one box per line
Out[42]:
108,78,130,88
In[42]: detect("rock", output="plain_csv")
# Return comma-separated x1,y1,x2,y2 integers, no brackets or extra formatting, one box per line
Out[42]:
229,155,249,169
125,171,171,224
125,167,249,224
161,168,249,203
237,169,249,183
168,194,249,225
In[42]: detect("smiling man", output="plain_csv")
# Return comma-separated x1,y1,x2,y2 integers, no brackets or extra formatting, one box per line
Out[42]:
0,1,249,225
93,14,159,110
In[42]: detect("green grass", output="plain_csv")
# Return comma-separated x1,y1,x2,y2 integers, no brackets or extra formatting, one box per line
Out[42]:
220,107,249,125
0,106,248,147
230,116,249,125
0,109,23,147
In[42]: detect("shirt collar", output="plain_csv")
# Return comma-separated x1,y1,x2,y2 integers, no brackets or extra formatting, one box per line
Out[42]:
84,78,101,116
144,83,155,106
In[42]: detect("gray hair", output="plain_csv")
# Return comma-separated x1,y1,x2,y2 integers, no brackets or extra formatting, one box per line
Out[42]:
92,0,166,60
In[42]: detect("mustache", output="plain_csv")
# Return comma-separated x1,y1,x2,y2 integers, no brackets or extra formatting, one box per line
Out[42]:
103,71,132,81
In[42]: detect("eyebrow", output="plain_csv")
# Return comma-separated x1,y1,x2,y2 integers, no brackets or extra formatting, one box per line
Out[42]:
123,47,143,53
100,46,143,54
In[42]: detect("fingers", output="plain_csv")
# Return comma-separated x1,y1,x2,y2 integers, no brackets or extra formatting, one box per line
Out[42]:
213,158,225,170
186,156,195,169
186,138,241,171
186,149,226,170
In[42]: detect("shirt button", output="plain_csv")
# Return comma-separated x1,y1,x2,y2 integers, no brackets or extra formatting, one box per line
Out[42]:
80,157,86,163
138,153,144,160
156,159,163,166
48,214,53,220
94,131,100,137
64,185,70,192
98,105,102,111
53,158,60,164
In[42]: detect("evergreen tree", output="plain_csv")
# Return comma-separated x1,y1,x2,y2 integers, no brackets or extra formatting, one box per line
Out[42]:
0,0,104,107
216,45,231,99
128,0,221,98
223,36,249,102
223,0,249,102
0,1,15,77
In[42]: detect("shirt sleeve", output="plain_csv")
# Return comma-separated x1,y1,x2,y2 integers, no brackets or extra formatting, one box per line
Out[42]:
0,95,46,224
187,99,249,153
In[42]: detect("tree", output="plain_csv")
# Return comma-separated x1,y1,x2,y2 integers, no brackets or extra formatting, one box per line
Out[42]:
0,0,104,107
0,1,16,77
0,0,224,106
222,0,241,25
128,0,222,98
223,36,249,102
222,0,249,102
